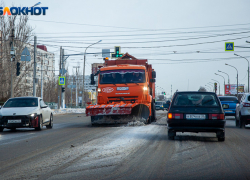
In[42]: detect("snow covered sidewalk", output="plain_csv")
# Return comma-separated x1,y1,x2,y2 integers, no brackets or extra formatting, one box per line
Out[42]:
52,108,85,115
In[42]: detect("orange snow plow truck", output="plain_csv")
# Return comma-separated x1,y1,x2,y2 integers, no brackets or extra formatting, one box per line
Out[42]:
86,53,156,125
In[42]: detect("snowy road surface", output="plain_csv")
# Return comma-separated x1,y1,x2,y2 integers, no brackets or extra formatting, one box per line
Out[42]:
0,111,250,179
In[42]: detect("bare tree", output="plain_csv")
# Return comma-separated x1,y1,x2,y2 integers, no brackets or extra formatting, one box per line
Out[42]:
198,86,207,92
0,8,34,101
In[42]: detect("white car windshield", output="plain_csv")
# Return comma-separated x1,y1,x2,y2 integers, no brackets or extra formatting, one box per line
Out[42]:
3,98,38,108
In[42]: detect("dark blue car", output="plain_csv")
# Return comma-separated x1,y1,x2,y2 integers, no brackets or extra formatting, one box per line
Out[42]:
163,100,171,111
219,96,239,117
155,101,165,110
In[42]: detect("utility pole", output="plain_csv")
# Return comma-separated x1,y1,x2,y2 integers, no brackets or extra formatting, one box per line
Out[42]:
71,83,73,107
41,55,43,99
10,27,15,98
58,46,62,109
33,36,37,97
73,66,80,107
61,48,65,109
171,84,172,98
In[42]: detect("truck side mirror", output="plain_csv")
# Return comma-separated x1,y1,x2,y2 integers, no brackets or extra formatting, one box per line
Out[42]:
90,74,95,85
150,79,156,83
152,71,156,78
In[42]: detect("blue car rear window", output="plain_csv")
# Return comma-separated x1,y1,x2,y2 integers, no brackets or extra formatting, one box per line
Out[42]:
219,97,238,103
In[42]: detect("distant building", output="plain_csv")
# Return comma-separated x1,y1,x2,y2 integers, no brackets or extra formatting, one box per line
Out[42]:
19,44,55,96
67,75,96,91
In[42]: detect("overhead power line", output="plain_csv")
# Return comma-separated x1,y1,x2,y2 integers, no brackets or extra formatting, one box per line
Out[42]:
29,18,250,31
37,35,250,49
36,30,250,39
36,31,250,45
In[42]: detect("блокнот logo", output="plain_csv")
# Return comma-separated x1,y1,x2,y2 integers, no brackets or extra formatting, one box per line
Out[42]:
0,7,48,15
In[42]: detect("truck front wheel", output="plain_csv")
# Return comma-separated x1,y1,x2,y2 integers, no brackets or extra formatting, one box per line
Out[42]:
150,102,156,122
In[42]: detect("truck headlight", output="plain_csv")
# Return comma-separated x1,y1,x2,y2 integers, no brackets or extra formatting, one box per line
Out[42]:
143,86,148,91
98,88,101,92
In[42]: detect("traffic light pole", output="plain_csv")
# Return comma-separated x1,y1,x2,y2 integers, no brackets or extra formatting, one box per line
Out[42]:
10,28,15,98
11,57,13,98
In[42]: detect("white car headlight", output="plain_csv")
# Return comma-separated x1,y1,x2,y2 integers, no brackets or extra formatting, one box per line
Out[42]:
29,113,37,117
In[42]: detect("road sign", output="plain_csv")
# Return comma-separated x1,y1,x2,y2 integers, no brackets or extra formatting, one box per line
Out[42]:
102,49,110,58
59,76,65,85
60,68,67,75
21,47,31,61
225,42,234,51
67,85,76,89
111,46,124,59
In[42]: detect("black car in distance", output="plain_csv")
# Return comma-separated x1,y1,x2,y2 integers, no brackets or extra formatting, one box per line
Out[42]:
167,91,225,141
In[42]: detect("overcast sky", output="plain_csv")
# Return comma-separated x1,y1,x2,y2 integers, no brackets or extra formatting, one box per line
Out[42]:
2,0,250,96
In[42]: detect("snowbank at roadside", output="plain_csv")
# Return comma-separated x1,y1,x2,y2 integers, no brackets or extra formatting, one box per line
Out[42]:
52,108,85,115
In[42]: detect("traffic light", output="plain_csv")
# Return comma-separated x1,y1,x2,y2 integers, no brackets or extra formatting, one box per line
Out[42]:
90,74,95,85
16,62,20,76
214,83,217,90
111,46,123,58
62,87,65,92
164,92,166,95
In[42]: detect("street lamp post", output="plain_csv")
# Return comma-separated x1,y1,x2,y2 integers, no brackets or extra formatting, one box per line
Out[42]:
215,73,225,95
212,79,220,95
218,70,230,90
205,85,211,91
82,40,102,107
234,53,249,92
208,82,214,92
225,63,238,99
207,84,213,89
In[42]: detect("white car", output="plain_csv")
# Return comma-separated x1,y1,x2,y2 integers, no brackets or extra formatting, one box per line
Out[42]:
236,93,250,128
0,97,53,132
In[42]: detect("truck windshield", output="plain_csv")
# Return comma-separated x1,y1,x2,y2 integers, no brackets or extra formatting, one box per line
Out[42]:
100,69,145,84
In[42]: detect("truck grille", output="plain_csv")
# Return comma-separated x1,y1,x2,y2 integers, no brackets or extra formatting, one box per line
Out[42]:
108,96,138,103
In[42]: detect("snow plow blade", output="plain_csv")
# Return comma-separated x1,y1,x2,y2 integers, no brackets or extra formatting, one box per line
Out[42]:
86,103,136,116
86,103,150,125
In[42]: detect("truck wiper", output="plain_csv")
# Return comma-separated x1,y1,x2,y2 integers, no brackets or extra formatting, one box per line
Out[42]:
133,82,139,85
